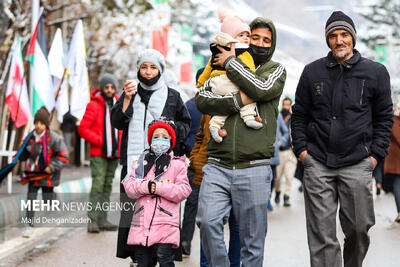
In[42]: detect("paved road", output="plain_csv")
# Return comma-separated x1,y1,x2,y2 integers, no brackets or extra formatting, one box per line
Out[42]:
3,180,400,267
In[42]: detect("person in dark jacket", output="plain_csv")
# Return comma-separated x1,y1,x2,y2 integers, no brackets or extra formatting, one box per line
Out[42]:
78,74,122,233
195,17,286,267
60,111,76,163
20,107,69,228
183,68,205,158
181,68,204,256
291,11,393,267
111,48,191,262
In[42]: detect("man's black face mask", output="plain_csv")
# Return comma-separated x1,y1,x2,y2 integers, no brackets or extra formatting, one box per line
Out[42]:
281,108,291,118
249,44,271,66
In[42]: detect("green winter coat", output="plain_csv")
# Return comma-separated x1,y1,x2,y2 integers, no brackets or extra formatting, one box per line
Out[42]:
195,17,286,169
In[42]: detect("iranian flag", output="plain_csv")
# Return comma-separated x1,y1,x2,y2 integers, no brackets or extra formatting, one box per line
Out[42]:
28,8,55,116
5,37,31,128
178,28,193,83
152,0,170,58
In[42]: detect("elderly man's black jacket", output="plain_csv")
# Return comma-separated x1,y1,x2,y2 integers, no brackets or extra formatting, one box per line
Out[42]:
291,50,393,168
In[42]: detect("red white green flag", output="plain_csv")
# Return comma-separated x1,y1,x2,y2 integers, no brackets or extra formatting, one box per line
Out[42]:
28,8,55,116
152,1,171,58
5,36,31,128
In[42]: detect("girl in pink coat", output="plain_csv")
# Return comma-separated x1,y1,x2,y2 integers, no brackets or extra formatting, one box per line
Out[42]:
123,118,191,267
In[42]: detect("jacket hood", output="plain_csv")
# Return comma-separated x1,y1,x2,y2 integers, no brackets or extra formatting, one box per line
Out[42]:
90,88,118,103
249,17,277,62
137,49,166,74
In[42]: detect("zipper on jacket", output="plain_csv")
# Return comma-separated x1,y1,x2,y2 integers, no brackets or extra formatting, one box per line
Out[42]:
332,65,344,117
360,79,365,105
320,81,324,95
158,205,173,216
146,196,158,247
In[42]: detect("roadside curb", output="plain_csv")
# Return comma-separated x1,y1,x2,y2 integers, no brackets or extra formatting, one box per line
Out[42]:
0,227,73,265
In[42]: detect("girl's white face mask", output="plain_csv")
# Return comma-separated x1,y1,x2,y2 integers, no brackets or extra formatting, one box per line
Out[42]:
151,138,170,155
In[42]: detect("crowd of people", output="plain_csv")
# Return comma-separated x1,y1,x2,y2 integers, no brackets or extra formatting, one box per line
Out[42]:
14,9,400,267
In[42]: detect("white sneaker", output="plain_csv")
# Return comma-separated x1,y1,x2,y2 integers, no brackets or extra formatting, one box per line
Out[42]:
22,227,34,238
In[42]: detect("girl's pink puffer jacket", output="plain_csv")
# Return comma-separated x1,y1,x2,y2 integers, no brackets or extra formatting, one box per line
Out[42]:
123,153,191,248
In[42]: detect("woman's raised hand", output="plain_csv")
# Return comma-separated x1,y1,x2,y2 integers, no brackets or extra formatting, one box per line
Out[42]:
124,80,137,100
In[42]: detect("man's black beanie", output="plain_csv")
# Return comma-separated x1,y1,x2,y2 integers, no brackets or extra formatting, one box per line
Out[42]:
325,11,357,47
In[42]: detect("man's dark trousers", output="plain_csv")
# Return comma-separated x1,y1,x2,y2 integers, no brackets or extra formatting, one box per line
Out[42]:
303,155,375,267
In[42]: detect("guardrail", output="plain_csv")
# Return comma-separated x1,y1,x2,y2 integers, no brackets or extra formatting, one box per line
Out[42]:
0,129,17,194
0,150,17,194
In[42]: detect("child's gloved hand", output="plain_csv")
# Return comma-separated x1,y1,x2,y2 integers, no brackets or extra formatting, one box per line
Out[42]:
148,181,156,194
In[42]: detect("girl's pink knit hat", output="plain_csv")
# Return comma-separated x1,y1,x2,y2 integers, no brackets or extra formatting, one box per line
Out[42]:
219,9,250,38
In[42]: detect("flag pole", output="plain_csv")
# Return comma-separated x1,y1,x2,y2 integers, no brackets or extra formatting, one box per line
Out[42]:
49,68,67,122
30,1,40,119
54,68,67,102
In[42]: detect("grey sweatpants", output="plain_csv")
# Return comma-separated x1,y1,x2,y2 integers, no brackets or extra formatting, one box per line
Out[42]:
196,163,272,267
303,154,375,267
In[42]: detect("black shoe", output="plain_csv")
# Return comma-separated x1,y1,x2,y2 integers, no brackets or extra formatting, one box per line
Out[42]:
98,218,118,231
376,187,381,195
274,191,281,204
87,220,100,233
181,240,191,256
283,195,291,207
298,185,303,192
